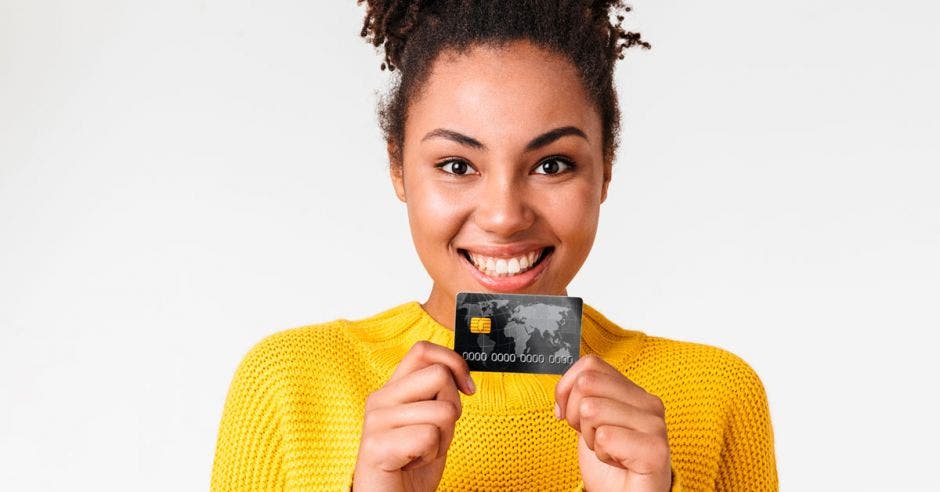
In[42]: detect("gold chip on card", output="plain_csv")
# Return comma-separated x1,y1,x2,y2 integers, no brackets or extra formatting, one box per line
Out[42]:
469,317,492,334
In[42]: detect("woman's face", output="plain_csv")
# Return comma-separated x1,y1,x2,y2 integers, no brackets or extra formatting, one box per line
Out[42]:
390,40,611,324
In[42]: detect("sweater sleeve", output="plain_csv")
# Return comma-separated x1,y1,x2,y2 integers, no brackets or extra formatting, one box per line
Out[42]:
715,359,778,491
211,340,288,491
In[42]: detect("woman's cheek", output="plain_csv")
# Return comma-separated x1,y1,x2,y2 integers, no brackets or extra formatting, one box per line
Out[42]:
555,182,599,229
407,181,469,244
555,183,601,262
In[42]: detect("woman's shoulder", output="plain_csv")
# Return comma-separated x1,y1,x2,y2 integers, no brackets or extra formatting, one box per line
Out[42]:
631,334,770,411
583,305,767,405
232,301,421,378
231,318,351,378
638,334,761,376
584,304,763,384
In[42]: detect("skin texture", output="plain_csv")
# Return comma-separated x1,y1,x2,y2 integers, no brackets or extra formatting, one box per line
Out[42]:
353,341,475,491
391,40,610,330
555,354,672,491
354,41,671,491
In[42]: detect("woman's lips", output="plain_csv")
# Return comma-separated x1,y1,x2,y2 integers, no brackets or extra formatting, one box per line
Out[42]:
463,248,544,276
459,247,553,292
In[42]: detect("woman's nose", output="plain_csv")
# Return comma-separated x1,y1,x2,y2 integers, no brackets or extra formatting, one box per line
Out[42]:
473,173,536,237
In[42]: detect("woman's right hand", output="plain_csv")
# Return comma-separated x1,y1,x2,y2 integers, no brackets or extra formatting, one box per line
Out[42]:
352,340,477,492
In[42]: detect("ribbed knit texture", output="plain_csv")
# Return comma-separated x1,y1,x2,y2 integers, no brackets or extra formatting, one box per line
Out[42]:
211,301,777,491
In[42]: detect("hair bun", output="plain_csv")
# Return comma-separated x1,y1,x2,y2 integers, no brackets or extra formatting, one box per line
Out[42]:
357,0,433,71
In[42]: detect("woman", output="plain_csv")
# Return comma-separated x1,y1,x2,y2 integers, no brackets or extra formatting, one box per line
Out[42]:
211,1,777,490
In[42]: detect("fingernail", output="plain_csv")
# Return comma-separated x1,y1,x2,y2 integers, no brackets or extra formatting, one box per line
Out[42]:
467,375,476,394
553,402,561,419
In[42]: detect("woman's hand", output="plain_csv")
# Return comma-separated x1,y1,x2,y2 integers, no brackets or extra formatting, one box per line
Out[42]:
555,355,672,491
352,341,476,492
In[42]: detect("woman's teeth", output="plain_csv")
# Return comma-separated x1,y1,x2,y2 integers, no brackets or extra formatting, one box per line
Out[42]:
465,249,545,277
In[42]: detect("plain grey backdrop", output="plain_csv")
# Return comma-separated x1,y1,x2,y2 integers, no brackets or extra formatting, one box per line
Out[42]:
2,0,938,490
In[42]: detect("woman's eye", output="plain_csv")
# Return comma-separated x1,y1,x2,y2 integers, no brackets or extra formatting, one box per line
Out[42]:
533,157,574,175
436,159,476,175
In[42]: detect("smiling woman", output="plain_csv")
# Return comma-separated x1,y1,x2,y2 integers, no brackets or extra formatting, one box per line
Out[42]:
396,41,607,310
210,1,778,491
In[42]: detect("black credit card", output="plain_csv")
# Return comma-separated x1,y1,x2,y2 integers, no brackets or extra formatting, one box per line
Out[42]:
453,292,582,375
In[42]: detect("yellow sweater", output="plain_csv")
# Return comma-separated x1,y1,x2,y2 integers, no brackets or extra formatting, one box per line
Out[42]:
211,301,777,491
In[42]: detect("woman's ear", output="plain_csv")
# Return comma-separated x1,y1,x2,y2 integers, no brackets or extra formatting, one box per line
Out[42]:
600,160,612,204
388,141,406,203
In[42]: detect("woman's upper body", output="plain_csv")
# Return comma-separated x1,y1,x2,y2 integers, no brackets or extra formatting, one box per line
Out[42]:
211,1,778,489
211,300,776,491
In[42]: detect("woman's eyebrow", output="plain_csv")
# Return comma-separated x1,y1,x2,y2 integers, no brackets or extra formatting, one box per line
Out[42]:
524,126,588,151
420,126,588,152
421,128,486,150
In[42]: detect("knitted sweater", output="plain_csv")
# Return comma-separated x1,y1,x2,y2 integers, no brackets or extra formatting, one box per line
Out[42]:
211,301,777,491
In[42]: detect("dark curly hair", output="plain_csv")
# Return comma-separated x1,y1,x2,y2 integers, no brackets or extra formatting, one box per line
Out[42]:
356,0,650,168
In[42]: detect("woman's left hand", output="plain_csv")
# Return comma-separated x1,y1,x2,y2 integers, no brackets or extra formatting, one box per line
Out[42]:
555,354,672,491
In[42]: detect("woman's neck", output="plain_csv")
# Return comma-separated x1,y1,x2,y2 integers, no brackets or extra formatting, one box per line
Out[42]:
421,284,456,331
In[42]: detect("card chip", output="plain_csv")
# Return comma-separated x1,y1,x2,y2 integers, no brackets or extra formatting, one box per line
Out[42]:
469,317,491,334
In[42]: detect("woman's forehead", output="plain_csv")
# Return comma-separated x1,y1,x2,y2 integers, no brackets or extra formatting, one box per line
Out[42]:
406,42,602,145
424,42,584,97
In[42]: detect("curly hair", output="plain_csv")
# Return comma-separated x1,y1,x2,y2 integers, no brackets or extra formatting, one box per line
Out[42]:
356,0,650,167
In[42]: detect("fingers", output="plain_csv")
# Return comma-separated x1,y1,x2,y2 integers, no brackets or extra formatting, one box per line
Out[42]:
368,363,463,414
357,341,471,477
563,370,665,434
555,354,663,422
591,425,671,476
390,340,475,395
365,400,461,458
555,355,671,484
359,424,442,472
576,396,667,451
562,370,629,431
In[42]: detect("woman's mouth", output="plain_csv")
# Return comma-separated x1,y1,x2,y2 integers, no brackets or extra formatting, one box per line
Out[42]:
457,246,554,292
460,247,553,277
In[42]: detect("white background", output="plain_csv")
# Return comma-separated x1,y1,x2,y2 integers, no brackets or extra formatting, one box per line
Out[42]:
2,0,938,490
